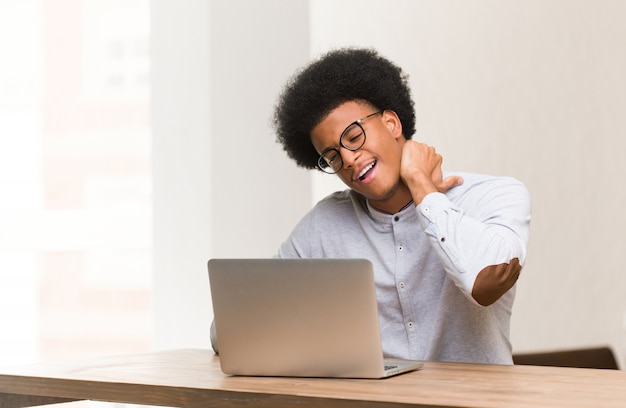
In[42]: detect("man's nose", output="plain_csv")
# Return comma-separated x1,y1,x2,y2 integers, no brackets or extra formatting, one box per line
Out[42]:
341,148,360,169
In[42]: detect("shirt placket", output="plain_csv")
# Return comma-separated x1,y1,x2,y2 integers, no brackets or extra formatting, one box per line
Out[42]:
392,213,419,357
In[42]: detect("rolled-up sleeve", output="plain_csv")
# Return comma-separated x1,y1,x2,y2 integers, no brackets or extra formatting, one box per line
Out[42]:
416,177,531,306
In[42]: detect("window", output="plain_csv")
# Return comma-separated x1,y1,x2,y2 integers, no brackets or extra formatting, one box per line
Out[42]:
0,0,152,365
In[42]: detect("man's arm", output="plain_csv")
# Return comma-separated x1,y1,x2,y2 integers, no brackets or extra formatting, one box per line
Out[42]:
416,179,530,306
400,141,530,306
472,258,522,306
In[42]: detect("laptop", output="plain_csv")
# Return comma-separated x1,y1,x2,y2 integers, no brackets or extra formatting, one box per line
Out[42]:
208,258,423,378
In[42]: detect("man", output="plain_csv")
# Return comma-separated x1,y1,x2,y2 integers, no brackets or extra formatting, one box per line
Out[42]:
272,48,530,364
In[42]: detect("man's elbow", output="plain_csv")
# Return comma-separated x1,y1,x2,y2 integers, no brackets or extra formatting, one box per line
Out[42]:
471,258,521,306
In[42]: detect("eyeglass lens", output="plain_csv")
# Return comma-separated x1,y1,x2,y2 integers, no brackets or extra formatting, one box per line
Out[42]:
320,149,342,173
341,123,366,150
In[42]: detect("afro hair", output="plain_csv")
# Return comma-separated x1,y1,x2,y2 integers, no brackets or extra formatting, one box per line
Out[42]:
273,48,416,170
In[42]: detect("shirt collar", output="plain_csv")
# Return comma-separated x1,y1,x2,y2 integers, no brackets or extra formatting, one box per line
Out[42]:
366,199,415,223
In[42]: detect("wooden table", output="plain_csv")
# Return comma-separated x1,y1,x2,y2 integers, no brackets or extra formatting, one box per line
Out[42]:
1,348,625,408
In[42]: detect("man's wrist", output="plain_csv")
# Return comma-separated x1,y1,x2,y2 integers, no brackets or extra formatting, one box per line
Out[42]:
404,172,437,204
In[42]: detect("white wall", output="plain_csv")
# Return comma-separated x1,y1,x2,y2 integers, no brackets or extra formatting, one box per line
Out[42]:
153,0,626,367
151,0,311,350
151,0,212,350
208,1,312,258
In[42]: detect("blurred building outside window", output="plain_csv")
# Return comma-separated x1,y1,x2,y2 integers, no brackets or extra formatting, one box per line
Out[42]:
0,0,152,371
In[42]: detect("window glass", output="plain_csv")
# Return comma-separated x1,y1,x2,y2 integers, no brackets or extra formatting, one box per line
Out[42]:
0,0,152,366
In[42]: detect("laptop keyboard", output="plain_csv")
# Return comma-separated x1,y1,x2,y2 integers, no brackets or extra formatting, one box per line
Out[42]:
384,364,399,371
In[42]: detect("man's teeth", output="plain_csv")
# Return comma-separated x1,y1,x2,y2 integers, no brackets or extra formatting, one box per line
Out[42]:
358,162,375,179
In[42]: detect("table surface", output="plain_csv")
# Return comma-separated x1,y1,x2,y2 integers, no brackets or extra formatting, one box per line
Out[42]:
1,348,626,408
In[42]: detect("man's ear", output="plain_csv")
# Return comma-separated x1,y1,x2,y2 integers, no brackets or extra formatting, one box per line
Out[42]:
382,110,403,140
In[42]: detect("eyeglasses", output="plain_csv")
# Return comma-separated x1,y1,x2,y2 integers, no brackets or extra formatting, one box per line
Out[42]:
317,111,383,174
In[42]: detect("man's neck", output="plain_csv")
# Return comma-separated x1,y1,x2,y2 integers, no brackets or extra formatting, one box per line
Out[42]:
367,184,415,214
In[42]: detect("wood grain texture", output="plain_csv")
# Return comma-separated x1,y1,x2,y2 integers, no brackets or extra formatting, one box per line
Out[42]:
0,393,77,408
1,349,625,407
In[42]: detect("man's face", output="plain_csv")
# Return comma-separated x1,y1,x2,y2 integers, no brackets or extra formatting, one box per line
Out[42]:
311,101,410,212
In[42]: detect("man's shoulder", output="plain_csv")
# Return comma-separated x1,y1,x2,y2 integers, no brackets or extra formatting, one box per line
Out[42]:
315,189,363,207
446,171,524,185
445,171,527,194
306,189,367,219
444,171,530,211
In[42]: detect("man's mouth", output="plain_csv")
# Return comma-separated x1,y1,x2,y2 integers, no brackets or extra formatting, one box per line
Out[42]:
358,161,376,181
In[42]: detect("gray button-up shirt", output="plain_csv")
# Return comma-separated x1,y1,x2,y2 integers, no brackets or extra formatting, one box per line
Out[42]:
278,172,531,364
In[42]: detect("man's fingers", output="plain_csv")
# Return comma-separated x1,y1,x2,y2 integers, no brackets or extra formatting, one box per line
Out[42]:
437,175,464,193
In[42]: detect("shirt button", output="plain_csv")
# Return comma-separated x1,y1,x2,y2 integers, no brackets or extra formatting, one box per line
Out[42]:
407,322,414,328
397,245,403,251
399,282,405,289
394,216,400,222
